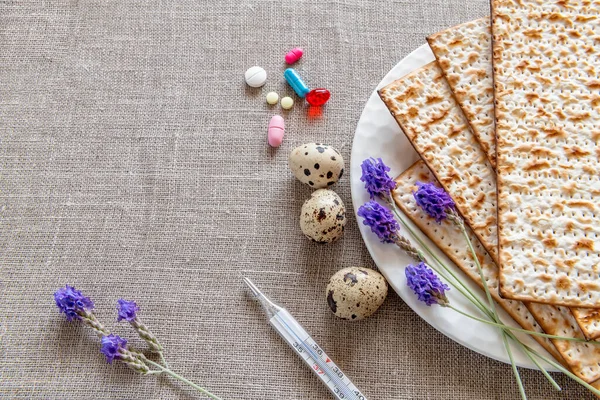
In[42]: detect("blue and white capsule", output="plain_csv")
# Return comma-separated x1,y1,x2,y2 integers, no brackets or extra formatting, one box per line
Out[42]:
284,68,310,98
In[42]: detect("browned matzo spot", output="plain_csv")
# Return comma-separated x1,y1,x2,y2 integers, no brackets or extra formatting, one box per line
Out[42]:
432,136,448,147
422,108,451,128
540,274,553,283
564,146,590,158
537,76,553,85
523,28,543,39
533,257,550,267
586,80,600,90
574,239,594,252
541,126,567,138
425,95,443,105
555,0,573,9
394,86,418,103
565,259,577,268
506,213,518,223
407,106,419,118
438,59,450,69
448,125,463,138
542,237,558,248
576,15,597,22
465,69,487,80
554,109,567,120
565,221,575,232
583,165,597,174
561,182,577,196
472,192,486,209
569,112,591,122
447,74,459,86
536,107,551,118
566,200,596,211
448,38,463,47
525,93,539,102
468,175,482,188
556,275,571,291
530,147,554,157
524,160,551,171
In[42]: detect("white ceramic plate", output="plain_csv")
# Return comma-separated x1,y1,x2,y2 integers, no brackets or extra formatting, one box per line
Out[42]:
350,44,557,370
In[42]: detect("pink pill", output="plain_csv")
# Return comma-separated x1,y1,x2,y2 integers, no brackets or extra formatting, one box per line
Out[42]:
285,47,303,64
268,115,285,147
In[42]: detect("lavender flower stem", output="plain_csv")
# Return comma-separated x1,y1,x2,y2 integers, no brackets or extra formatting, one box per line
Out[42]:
507,332,561,391
502,332,527,400
449,211,525,395
159,352,169,369
452,213,499,320
448,305,594,343
144,359,223,400
521,345,600,396
80,313,111,338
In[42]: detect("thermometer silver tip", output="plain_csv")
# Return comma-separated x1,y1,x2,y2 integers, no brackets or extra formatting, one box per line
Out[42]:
242,277,282,316
242,277,261,298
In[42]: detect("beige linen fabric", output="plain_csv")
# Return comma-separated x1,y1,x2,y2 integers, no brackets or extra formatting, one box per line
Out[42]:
0,1,593,398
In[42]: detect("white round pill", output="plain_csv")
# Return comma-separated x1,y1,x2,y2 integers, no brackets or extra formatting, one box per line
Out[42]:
266,92,279,105
281,96,294,110
245,66,267,88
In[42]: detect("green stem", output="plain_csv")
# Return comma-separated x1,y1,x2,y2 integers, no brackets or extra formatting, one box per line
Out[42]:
522,345,600,397
145,359,223,400
454,217,498,319
503,330,561,391
503,332,527,400
448,305,592,343
159,352,170,369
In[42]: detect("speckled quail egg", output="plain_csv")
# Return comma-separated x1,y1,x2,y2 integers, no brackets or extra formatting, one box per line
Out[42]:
326,267,388,321
289,143,344,188
300,189,346,243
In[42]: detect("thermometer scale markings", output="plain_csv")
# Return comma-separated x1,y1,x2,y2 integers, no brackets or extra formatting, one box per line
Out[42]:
272,310,366,400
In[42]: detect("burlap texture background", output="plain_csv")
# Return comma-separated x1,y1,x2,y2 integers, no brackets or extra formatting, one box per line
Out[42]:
0,0,592,398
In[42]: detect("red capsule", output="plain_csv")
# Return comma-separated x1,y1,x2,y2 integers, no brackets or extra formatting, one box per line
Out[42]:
305,88,331,106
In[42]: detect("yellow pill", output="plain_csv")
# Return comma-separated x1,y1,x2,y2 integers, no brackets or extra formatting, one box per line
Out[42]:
281,96,294,110
266,92,279,105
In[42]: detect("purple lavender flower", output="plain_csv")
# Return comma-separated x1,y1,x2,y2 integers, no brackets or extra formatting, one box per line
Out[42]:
100,334,128,364
360,158,397,199
54,285,94,321
413,182,455,223
405,262,450,306
117,299,139,322
357,201,400,244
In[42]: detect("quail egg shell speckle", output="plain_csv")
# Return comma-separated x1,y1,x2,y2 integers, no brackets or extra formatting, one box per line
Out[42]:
300,189,346,243
289,143,344,188
326,267,388,321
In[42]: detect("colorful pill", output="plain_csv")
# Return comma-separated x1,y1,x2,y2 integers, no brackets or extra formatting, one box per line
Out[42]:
284,68,310,98
280,96,294,110
245,66,267,88
305,88,331,106
285,47,304,64
266,92,279,105
267,115,285,147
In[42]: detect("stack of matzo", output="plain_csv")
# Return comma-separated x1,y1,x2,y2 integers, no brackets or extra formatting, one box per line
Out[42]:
378,0,600,391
